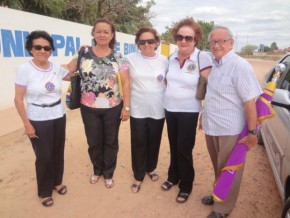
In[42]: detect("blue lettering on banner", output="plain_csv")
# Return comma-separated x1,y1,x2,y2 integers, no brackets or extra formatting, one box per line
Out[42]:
0,29,30,57
0,29,81,58
0,29,136,58
115,42,120,52
124,43,137,55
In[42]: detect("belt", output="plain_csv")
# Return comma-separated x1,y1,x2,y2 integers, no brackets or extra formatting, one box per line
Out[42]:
32,99,61,108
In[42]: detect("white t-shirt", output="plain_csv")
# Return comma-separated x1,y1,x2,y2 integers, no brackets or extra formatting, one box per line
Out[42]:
164,49,212,112
15,60,69,121
126,52,168,119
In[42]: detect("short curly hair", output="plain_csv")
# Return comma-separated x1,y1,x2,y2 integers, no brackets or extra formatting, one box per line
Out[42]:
171,17,203,46
135,27,160,50
25,30,54,56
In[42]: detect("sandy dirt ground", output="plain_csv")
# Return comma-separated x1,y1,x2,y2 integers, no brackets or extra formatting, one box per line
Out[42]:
0,59,283,218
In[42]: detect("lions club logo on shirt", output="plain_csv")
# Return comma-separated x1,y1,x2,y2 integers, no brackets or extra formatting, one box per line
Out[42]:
45,82,55,92
156,74,164,82
187,64,196,73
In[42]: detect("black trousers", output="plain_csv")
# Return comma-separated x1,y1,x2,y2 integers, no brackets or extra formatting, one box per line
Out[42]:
130,117,165,181
30,115,66,198
165,110,199,194
80,103,122,179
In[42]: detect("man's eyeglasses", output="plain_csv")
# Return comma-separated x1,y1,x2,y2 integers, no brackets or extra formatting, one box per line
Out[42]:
174,34,194,42
32,45,52,51
208,39,231,46
138,39,156,45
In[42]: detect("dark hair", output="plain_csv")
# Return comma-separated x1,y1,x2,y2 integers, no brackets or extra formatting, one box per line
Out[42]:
91,18,116,49
25,30,55,56
172,17,203,46
135,27,160,50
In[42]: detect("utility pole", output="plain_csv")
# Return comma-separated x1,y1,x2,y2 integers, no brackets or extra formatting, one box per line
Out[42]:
235,33,238,52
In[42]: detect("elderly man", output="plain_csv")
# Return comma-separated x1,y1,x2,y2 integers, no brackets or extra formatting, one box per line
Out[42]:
201,26,262,218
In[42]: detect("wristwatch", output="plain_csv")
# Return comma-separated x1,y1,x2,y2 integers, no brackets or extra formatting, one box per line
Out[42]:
248,129,258,135
124,106,130,111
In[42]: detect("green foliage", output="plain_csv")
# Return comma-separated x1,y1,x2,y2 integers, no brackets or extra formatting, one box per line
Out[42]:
270,42,278,50
240,44,258,55
264,46,271,52
160,23,177,44
2,0,155,35
1,0,66,17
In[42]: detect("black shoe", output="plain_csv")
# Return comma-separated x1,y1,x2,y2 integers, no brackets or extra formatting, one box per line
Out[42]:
207,211,229,218
201,195,214,205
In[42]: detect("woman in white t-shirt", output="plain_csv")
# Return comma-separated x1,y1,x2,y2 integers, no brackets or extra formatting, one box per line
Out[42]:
162,18,212,203
14,31,72,207
126,27,168,193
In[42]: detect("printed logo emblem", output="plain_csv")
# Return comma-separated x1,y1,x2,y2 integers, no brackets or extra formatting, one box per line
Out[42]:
187,64,196,73
156,74,164,82
45,82,55,92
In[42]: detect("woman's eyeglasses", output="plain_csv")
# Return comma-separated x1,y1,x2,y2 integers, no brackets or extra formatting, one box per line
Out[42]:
138,39,156,45
32,45,52,51
174,34,194,42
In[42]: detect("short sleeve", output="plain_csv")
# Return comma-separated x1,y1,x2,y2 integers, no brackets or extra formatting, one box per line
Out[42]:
15,65,29,87
60,66,69,78
235,60,262,101
199,51,213,71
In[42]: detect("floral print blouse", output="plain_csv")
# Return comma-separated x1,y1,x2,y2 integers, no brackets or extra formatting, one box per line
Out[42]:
76,47,128,108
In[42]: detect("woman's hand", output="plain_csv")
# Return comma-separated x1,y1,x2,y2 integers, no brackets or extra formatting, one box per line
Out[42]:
24,122,38,138
120,108,130,121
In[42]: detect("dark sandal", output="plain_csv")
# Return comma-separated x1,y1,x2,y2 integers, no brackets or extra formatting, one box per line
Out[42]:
54,185,67,195
207,211,229,218
41,197,53,207
202,195,214,205
161,181,174,191
176,192,189,203
148,172,159,181
131,183,141,193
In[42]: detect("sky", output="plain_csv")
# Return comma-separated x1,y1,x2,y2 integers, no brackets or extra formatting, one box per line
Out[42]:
149,0,290,52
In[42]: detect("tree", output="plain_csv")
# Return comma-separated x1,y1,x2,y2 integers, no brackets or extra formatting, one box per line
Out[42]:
160,23,177,44
2,0,156,35
1,0,65,17
264,46,271,52
240,44,258,55
270,42,278,51
198,20,214,49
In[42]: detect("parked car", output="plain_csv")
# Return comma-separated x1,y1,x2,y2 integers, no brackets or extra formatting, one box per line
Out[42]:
258,53,290,218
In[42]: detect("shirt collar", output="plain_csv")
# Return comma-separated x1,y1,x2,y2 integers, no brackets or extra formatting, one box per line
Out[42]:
170,48,200,61
213,50,235,67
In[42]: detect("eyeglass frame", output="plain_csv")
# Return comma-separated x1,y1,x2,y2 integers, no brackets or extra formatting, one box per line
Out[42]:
208,39,232,46
138,39,156,45
32,45,52,51
174,34,194,42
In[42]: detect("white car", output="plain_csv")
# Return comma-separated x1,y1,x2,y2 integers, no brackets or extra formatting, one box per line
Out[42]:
258,54,290,218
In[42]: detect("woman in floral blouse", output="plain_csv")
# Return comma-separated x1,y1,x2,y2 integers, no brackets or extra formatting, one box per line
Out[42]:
66,18,130,189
